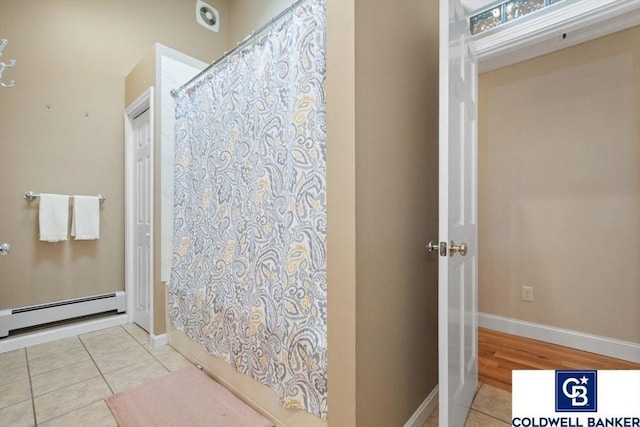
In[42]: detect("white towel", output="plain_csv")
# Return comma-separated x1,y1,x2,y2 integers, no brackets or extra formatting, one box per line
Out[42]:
39,194,70,242
72,195,100,240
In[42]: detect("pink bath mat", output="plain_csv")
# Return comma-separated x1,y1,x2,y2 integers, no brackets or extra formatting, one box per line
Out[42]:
105,365,274,427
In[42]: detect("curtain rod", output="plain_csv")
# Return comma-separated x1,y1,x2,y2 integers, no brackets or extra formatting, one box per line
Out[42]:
171,0,312,98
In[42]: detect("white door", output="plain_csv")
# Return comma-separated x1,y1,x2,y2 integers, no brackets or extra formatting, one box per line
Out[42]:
438,0,478,425
132,108,152,332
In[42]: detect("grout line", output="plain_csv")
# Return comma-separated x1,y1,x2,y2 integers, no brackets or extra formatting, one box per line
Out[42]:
474,410,511,426
469,383,512,426
36,400,108,426
474,382,483,398
124,325,175,372
25,340,86,364
144,346,173,373
10,326,144,426
15,326,177,426
33,327,148,425
31,378,110,425
24,348,38,427
78,333,115,395
86,325,170,383
121,324,150,347
80,326,147,363
29,357,95,381
118,325,169,369
31,373,102,400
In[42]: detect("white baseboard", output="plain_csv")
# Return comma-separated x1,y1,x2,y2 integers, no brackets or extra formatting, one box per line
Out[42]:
151,333,168,347
0,314,128,354
404,385,438,427
478,313,640,364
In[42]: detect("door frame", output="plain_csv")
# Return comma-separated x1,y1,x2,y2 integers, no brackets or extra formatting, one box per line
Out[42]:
473,0,640,72
124,87,154,332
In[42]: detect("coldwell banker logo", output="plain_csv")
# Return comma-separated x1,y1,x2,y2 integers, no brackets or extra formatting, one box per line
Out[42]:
555,370,597,412
512,370,640,427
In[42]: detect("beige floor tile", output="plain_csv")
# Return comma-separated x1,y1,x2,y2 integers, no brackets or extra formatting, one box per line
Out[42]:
0,378,31,409
82,334,141,359
154,347,193,371
464,409,510,426
39,400,117,427
120,323,140,333
471,384,512,423
79,327,129,348
0,360,29,385
0,348,26,366
423,414,438,427
122,323,150,344
26,337,84,361
104,359,169,393
28,347,91,377
80,326,128,341
34,377,111,424
143,342,177,357
0,400,35,427
92,343,153,374
31,360,101,397
0,349,28,385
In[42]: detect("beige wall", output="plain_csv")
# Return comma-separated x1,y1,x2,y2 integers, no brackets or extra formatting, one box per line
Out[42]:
478,26,640,343
124,49,156,109
354,1,439,425
326,0,357,424
0,0,228,309
228,0,292,47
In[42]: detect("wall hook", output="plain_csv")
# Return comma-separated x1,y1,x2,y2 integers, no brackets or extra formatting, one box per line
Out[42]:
0,39,16,88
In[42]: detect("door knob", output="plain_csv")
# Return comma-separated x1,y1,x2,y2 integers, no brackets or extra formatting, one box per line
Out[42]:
449,240,467,257
0,243,10,256
427,241,439,253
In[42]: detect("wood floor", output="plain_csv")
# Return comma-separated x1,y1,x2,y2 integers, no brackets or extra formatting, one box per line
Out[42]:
478,327,640,392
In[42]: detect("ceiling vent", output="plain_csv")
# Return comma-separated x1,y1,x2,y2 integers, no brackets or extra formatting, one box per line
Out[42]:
196,0,220,32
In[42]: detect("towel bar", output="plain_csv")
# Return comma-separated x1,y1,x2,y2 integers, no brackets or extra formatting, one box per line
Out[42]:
24,191,106,203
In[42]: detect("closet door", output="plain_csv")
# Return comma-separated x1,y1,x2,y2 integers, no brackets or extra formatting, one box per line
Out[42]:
438,0,479,425
132,108,152,332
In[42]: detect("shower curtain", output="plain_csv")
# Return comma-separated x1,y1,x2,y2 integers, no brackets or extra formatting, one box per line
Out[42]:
169,0,327,419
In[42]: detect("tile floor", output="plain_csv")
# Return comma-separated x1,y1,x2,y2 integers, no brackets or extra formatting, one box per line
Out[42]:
0,324,192,426
1,324,512,426
422,383,512,426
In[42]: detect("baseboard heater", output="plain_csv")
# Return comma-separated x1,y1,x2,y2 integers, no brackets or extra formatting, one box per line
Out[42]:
0,291,126,338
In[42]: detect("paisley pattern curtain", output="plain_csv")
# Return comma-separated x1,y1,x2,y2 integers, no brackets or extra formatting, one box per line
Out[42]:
169,0,327,419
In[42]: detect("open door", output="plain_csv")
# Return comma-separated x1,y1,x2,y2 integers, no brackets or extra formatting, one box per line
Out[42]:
438,0,478,425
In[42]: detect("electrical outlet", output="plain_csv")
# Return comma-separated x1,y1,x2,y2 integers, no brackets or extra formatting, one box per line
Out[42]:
522,286,534,302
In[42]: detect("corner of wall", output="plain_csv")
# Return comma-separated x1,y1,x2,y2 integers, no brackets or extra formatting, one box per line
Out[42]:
125,48,157,108
326,0,357,425
352,1,440,425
